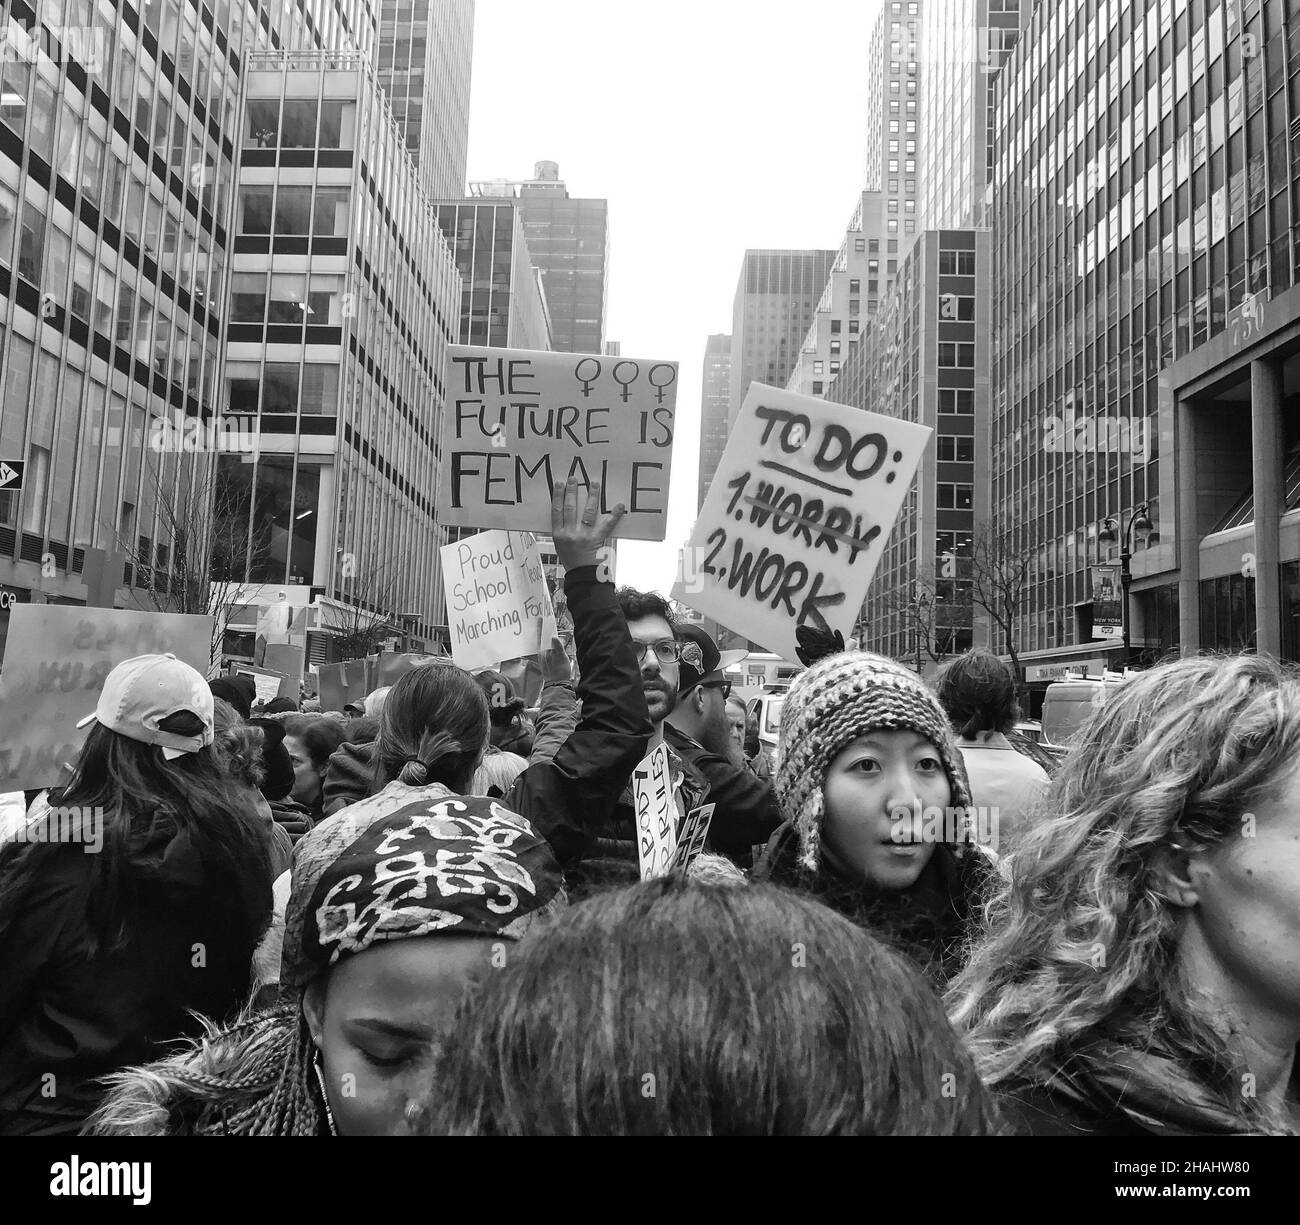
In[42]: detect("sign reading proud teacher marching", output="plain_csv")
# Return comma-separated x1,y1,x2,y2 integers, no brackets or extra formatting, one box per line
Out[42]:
435,345,679,541
440,530,557,671
672,383,931,662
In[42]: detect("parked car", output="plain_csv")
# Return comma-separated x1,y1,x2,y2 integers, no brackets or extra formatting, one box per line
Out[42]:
1040,676,1127,747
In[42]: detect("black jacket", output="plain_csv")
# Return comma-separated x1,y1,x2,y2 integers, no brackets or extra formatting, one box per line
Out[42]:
661,723,782,865
0,808,273,1135
503,565,653,885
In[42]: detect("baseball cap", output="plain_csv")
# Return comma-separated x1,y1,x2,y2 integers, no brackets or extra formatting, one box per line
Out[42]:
76,653,215,760
677,625,748,696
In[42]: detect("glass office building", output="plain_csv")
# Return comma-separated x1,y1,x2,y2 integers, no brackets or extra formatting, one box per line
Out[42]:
728,249,836,426
377,0,474,198
830,229,985,668
991,0,1300,668
223,46,462,655
0,0,370,657
696,332,730,510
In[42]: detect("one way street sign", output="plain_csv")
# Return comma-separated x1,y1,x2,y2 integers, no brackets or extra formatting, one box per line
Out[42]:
0,461,23,491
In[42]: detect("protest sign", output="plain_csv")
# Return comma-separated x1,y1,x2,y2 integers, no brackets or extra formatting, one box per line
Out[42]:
0,605,212,792
668,803,715,875
232,663,290,704
435,345,678,541
632,743,677,880
440,530,557,672
317,658,370,713
374,652,438,689
671,383,931,661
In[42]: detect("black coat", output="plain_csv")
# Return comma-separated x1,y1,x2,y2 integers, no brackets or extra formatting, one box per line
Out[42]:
503,565,653,886
661,723,782,865
0,808,273,1135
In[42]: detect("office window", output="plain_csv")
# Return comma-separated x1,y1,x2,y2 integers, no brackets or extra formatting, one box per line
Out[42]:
239,186,273,233
274,186,312,235
830,319,841,333
869,240,879,252
889,120,900,132
939,294,975,320
849,278,860,293
889,140,899,153
937,483,974,509
888,178,898,192
848,320,859,334
888,200,899,213
904,158,915,172
854,238,865,252
18,200,43,282
888,219,898,232
280,100,318,148
830,339,841,355
813,360,824,375
890,81,900,94
849,299,860,316
938,249,976,275
939,388,973,414
938,342,976,367
868,259,879,273
888,159,899,173
313,188,349,236
937,436,975,462
905,220,916,233
231,271,266,322
830,361,840,374
812,381,823,394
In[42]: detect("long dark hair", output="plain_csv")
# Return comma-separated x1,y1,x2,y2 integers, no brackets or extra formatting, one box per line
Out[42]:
373,665,489,793
6,723,274,958
413,878,1005,1136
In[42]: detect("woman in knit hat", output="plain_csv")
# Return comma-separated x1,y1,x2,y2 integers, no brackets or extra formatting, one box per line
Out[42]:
85,795,565,1136
752,652,995,984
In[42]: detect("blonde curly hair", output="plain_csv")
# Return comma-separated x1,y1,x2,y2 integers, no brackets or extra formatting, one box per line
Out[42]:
946,653,1300,1131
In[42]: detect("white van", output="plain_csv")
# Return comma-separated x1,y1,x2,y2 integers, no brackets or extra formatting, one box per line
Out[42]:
1040,675,1127,746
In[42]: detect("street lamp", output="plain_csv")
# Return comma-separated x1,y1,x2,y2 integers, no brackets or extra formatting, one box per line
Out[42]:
1099,503,1153,661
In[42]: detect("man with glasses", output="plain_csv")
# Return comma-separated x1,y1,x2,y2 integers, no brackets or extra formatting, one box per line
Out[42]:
663,624,784,868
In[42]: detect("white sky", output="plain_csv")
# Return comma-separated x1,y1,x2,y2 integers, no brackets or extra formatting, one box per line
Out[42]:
465,0,879,593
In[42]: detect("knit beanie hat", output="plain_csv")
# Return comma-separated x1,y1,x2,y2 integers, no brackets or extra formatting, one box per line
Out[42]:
773,652,973,874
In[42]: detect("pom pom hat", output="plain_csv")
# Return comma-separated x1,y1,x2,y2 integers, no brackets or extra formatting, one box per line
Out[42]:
774,652,973,874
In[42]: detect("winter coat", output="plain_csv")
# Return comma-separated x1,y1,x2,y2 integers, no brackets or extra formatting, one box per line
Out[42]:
322,738,375,816
0,801,274,1135
752,822,995,985
501,565,653,889
661,723,782,867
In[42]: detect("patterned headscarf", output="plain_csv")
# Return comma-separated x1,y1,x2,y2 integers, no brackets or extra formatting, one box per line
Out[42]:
774,652,973,874
280,785,565,988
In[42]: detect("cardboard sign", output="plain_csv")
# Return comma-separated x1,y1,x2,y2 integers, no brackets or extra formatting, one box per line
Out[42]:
672,383,931,660
233,664,286,704
0,605,213,792
317,658,370,714
436,346,678,541
668,803,715,875
440,530,557,672
632,743,676,880
262,643,304,684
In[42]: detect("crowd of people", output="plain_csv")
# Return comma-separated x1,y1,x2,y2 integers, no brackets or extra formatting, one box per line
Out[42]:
0,478,1297,1136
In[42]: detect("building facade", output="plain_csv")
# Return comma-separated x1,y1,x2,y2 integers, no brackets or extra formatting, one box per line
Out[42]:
0,0,373,659
991,0,1300,675
222,46,461,661
867,0,926,249
434,198,551,351
830,229,987,670
376,0,474,198
727,249,836,424
696,332,730,510
786,193,888,399
920,0,1029,229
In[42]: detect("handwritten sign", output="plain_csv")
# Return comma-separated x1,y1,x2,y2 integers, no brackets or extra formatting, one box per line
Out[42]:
435,345,678,541
0,605,212,792
632,743,677,880
232,663,288,704
672,383,931,660
440,530,557,672
668,803,715,875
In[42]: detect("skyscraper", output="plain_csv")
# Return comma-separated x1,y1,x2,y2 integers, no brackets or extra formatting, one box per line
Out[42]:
434,199,551,351
0,1,366,658
376,0,475,198
223,44,462,661
728,249,835,426
696,333,731,510
991,0,1300,677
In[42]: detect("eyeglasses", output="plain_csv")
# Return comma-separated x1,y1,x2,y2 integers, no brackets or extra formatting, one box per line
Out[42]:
633,639,682,665
701,678,732,699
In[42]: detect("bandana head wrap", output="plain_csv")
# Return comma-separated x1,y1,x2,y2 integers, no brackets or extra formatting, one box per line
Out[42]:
280,788,565,988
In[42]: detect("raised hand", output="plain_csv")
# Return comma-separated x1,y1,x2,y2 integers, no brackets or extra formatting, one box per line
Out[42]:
550,477,626,573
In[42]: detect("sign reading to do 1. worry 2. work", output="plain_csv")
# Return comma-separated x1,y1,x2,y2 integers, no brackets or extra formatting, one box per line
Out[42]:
672,383,932,662
435,346,679,542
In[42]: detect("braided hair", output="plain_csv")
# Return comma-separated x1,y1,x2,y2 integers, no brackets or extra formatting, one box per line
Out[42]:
86,998,326,1137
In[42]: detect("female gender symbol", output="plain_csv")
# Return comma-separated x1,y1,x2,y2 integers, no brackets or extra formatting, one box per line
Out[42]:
574,357,601,397
611,360,641,402
647,363,677,404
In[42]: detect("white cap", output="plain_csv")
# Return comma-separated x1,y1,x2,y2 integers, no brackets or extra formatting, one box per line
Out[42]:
76,653,215,760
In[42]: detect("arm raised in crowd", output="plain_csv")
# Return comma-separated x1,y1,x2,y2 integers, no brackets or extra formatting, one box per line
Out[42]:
505,480,652,867
526,637,579,767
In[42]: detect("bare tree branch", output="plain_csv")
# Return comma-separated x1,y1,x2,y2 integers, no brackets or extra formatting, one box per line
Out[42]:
966,523,1034,697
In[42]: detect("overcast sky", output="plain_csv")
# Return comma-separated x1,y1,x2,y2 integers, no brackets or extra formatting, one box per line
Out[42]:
465,0,879,593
